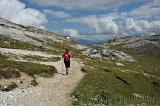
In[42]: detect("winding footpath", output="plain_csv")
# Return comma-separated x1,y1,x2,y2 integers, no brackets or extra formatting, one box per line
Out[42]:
0,59,85,106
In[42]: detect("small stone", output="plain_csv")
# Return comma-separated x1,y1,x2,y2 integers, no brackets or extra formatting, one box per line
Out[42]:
116,62,124,66
2,100,6,104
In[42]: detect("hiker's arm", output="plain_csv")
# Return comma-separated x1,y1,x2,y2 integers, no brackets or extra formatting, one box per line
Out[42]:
62,53,64,58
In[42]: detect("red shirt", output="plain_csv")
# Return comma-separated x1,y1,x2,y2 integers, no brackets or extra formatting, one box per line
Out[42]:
63,52,72,61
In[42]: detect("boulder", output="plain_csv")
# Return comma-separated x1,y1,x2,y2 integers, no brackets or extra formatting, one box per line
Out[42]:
89,49,99,54
88,53,102,59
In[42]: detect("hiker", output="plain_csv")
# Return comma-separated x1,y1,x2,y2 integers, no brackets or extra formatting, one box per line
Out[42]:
62,49,72,75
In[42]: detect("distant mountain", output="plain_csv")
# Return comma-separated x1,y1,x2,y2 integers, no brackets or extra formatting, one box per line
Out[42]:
105,34,160,57
76,38,106,46
107,34,160,48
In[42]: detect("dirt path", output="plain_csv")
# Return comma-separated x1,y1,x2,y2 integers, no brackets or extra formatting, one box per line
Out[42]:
0,48,59,57
36,59,85,106
0,59,85,106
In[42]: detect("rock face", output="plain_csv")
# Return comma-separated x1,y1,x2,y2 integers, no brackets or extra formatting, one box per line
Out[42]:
0,17,85,51
88,48,135,62
0,17,63,47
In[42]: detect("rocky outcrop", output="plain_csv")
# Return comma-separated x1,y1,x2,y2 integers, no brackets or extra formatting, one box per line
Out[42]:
88,48,135,62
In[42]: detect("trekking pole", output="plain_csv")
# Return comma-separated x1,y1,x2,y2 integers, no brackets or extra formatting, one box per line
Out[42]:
72,58,75,69
61,57,64,73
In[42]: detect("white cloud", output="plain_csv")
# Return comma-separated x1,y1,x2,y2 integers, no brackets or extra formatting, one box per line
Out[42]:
65,15,160,37
124,18,142,32
43,9,54,15
53,11,72,18
60,29,112,41
43,9,72,18
0,0,47,28
120,18,160,35
122,0,160,19
63,0,160,37
61,29,79,37
27,0,141,10
66,16,119,34
149,21,160,33
60,18,160,40
24,0,160,39
13,9,47,27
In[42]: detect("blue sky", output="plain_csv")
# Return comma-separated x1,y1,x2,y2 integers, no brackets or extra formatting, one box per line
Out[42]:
0,0,160,42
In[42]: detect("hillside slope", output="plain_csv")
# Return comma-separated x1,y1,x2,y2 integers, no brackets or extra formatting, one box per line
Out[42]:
0,17,85,54
107,35,160,57
72,35,160,106
0,17,86,106
0,18,83,89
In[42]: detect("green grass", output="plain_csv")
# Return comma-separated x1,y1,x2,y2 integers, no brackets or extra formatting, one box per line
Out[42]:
0,55,57,78
0,53,20,79
0,68,20,79
72,48,160,105
107,42,160,77
16,61,57,77
0,52,57,90
0,34,39,51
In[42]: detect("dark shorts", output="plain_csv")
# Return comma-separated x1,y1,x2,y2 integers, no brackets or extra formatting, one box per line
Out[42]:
64,60,70,68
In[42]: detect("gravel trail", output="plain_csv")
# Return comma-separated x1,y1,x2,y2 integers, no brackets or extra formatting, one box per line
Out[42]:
0,59,85,106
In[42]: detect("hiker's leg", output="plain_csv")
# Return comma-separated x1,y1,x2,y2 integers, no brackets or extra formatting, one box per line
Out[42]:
66,68,68,75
